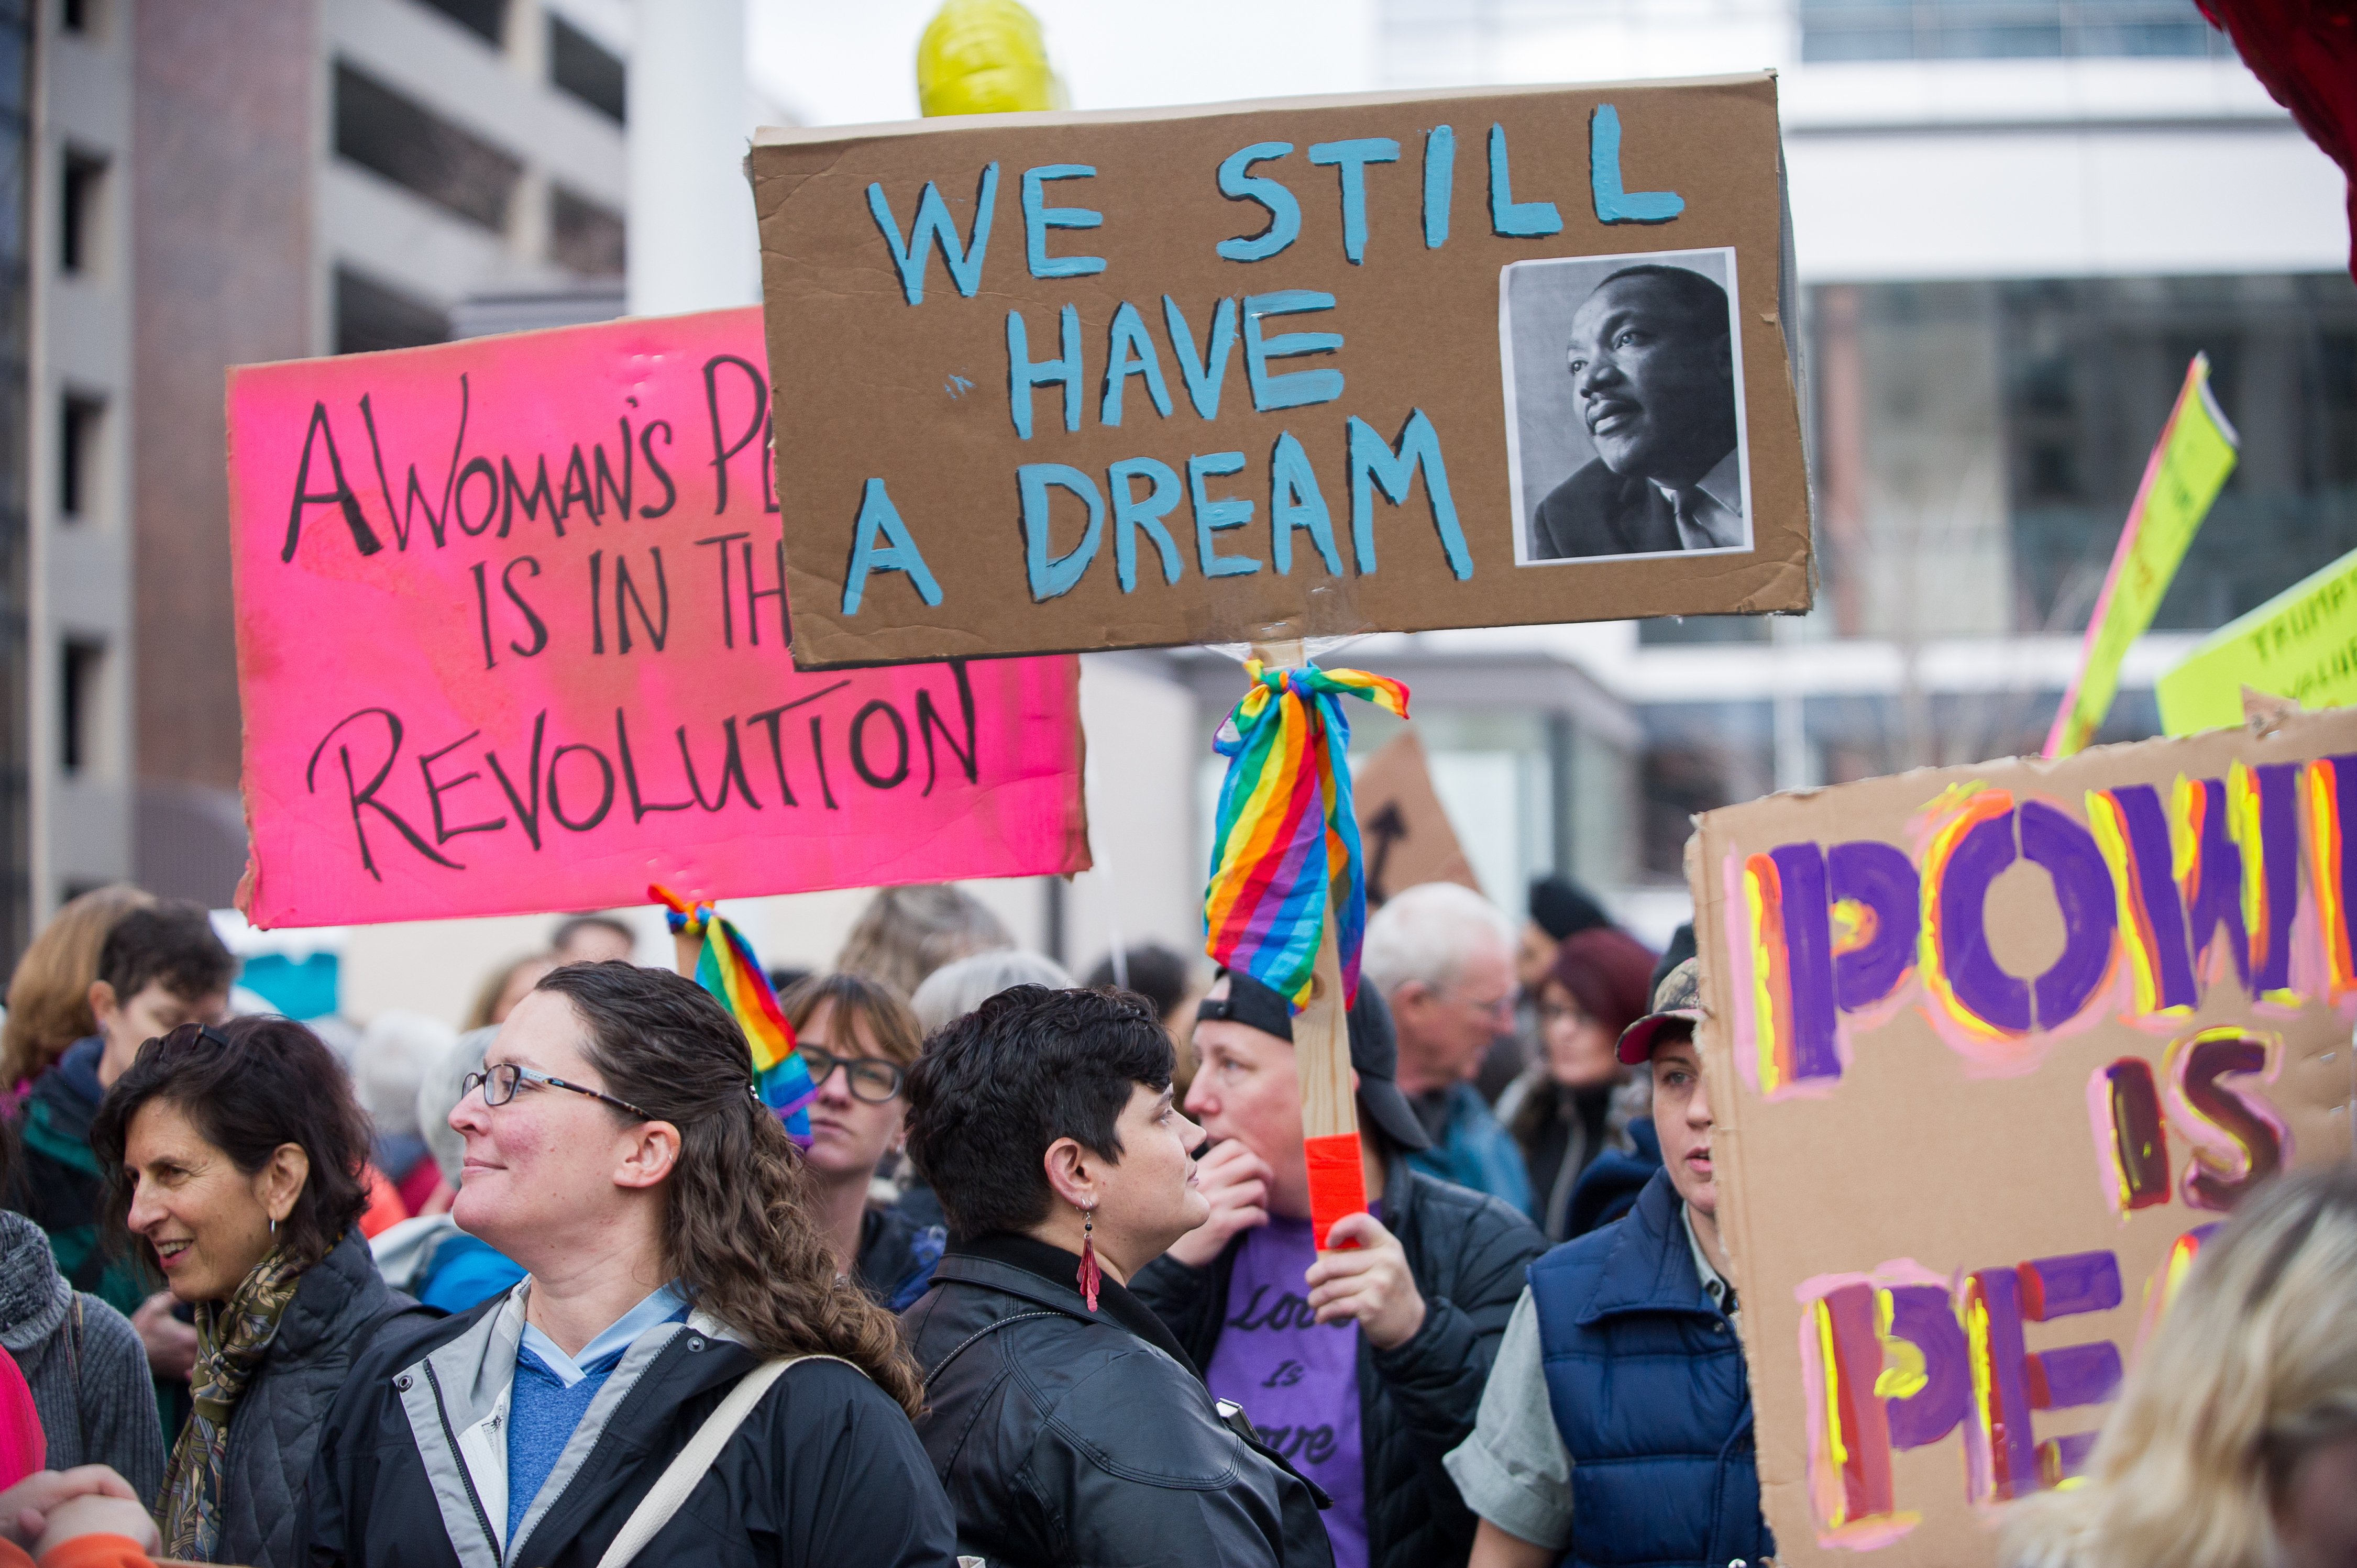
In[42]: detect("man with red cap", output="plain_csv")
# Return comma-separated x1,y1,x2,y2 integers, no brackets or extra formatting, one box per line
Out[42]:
1444,958,1774,1568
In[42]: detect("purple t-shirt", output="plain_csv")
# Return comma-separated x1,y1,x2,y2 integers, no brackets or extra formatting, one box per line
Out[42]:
1204,1212,1369,1568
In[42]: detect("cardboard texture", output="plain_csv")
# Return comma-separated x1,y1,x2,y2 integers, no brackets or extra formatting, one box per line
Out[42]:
1353,728,1481,906
1688,710,2357,1565
230,307,1089,928
751,76,1810,668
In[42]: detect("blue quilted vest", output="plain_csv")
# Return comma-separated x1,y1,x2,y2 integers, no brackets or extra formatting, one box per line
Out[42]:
1527,1168,1774,1568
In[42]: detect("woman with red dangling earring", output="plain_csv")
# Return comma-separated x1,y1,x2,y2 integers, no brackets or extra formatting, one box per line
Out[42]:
899,985,1337,1567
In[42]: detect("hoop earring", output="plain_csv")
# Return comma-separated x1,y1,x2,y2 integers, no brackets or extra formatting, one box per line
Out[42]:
1075,1201,1101,1312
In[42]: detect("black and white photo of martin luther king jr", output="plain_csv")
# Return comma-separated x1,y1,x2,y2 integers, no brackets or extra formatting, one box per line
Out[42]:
1529,264,1747,561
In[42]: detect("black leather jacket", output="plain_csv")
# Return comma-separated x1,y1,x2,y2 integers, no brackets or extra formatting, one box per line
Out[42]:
901,1234,1333,1568
1131,1153,1546,1568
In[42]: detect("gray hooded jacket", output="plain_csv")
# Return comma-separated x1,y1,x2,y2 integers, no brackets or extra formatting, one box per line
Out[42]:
0,1208,165,1500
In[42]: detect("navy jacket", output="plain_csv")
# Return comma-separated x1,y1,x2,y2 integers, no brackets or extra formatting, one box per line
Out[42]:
1527,1169,1771,1568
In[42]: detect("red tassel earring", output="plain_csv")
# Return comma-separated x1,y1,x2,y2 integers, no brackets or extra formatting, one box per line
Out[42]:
1076,1201,1102,1312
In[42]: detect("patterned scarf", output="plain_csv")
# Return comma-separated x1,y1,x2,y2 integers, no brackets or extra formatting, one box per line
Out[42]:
156,1248,305,1559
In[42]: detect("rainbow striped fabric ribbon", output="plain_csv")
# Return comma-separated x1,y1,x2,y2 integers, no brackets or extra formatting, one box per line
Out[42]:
1204,660,1409,1012
649,884,817,1146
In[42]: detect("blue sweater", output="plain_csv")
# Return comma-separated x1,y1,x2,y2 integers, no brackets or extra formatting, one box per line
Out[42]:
505,1285,689,1542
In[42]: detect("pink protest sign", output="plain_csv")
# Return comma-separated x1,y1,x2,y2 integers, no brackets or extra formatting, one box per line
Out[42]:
229,306,1088,927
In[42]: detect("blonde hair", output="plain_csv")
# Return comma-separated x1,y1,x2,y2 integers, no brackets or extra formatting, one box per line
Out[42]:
833,884,1011,1001
1,883,153,1086
2003,1165,2357,1568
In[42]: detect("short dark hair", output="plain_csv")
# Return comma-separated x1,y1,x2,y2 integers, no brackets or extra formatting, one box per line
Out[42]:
904,985,1173,1242
1083,943,1192,1024
92,1017,370,1266
95,902,236,1004
1594,263,1731,347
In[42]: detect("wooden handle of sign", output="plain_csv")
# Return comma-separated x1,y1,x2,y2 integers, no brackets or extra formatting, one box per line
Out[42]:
1251,638,1367,1256
672,928,701,979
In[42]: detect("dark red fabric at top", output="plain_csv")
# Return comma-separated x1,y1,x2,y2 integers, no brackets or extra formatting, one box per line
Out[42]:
2198,0,2357,280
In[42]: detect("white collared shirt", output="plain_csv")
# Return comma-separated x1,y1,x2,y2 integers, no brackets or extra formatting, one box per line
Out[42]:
1654,448,1746,550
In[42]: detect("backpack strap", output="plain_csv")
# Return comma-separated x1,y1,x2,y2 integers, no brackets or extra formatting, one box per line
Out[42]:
592,1354,856,1568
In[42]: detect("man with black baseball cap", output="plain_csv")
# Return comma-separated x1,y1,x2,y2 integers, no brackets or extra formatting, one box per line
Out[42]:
1445,957,1773,1568
1130,970,1544,1568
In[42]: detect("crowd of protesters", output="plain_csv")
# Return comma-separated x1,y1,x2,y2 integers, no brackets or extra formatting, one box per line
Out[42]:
0,876,2333,1568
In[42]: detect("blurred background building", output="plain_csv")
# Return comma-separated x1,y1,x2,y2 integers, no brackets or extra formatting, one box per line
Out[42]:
3,0,2349,1012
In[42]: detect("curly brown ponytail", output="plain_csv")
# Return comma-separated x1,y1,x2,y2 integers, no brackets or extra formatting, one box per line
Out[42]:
533,961,922,1416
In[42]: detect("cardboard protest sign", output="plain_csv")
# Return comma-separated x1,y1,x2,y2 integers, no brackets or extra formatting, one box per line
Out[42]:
229,307,1088,929
2158,545,2357,736
750,75,1810,668
1352,728,1480,907
1690,710,2357,1564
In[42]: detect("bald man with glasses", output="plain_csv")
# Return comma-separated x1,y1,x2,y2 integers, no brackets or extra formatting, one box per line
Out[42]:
1363,884,1535,1219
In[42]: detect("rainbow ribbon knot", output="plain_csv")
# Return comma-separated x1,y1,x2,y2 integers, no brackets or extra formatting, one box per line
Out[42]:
649,885,817,1146
1204,660,1409,1012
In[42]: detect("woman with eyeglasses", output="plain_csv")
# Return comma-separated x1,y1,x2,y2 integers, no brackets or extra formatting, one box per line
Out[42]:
301,960,955,1568
776,976,941,1311
87,1018,427,1567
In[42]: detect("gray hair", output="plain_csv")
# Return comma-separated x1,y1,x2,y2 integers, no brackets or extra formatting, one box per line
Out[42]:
420,1026,494,1188
355,1009,458,1137
911,949,1075,1035
834,884,1015,1001
1361,881,1516,998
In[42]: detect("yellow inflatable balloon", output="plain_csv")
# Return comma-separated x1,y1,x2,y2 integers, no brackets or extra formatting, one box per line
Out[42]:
917,0,1062,118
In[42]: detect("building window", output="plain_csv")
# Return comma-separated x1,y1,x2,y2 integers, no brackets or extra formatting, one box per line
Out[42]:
549,15,625,124
549,185,624,277
60,393,101,521
1638,701,1774,880
60,638,102,776
335,267,447,355
1799,0,2235,61
60,0,91,34
1808,272,2357,643
333,61,522,232
413,0,506,46
61,148,104,273
2000,274,2357,635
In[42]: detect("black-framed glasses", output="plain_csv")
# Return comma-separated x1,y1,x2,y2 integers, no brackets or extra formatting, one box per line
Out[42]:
462,1062,653,1121
798,1046,904,1105
159,1022,234,1050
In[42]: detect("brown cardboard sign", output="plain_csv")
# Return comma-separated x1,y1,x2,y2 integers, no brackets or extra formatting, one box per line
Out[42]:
1688,709,2357,1564
751,76,1809,668
1354,728,1481,907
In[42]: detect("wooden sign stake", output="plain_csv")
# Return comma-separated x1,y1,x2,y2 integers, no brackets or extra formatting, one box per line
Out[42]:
1251,639,1367,1257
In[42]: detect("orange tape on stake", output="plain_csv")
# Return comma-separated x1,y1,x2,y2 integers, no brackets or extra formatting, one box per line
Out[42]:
1305,1132,1367,1250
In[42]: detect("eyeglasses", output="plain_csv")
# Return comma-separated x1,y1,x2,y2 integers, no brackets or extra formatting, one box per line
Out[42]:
462,1062,652,1121
1449,988,1519,1023
798,1046,905,1105
158,1022,234,1050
